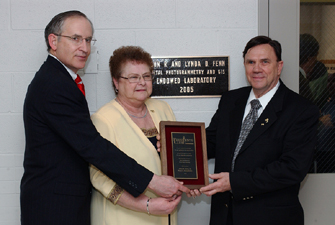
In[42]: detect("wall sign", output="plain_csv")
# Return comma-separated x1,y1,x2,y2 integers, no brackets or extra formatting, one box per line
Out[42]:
151,56,229,97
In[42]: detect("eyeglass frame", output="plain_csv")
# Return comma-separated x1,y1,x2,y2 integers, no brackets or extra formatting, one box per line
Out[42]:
119,73,154,83
54,34,97,45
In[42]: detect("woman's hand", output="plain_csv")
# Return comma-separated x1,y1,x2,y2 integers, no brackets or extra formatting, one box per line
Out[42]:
148,195,182,215
187,189,202,198
116,189,182,215
156,134,161,152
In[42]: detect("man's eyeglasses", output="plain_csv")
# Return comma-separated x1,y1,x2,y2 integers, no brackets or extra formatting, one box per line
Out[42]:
120,74,153,83
54,34,97,45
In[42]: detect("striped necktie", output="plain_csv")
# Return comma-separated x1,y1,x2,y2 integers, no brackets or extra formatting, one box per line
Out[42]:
231,99,261,171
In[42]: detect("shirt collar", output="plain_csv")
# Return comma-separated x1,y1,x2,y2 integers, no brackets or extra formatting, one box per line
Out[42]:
247,80,280,110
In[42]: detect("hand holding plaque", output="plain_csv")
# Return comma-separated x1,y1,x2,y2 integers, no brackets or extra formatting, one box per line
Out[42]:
159,121,209,189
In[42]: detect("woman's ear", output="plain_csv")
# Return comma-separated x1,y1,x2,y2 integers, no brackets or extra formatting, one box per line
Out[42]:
113,77,119,90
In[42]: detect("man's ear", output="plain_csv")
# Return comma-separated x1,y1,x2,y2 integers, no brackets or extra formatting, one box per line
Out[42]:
48,34,58,51
277,61,284,75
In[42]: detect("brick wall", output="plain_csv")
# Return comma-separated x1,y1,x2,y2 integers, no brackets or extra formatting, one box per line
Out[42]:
0,1,258,224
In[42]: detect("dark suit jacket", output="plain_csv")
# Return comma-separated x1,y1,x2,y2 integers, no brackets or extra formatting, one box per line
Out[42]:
206,81,319,225
20,56,153,225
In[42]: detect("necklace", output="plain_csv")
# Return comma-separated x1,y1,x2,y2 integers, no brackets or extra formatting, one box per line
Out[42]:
116,98,148,118
127,106,148,118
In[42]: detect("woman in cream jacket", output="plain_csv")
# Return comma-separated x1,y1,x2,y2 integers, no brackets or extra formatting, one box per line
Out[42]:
90,46,180,225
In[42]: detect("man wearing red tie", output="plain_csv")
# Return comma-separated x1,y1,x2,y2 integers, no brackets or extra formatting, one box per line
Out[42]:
21,10,188,225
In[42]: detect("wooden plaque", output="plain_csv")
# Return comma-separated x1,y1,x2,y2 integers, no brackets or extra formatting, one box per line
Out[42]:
160,121,209,189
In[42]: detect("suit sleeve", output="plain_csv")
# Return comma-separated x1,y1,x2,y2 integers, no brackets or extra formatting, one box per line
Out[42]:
42,80,152,197
230,104,319,200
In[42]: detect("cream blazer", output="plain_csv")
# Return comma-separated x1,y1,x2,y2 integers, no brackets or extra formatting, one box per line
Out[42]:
90,98,176,225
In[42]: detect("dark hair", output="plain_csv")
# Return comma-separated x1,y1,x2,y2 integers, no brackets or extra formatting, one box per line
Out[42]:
299,33,319,65
44,10,94,52
109,46,154,95
243,35,282,61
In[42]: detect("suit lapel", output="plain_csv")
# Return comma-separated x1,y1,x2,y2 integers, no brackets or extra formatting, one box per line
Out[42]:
238,81,286,155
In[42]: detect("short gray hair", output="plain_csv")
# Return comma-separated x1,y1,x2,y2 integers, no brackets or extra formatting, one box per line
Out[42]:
44,10,94,52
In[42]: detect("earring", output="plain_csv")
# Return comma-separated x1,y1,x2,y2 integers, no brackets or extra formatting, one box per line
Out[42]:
115,89,118,93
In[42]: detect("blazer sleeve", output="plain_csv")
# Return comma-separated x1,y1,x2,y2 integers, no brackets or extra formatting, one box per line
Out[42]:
42,79,153,197
230,103,319,200
89,113,119,199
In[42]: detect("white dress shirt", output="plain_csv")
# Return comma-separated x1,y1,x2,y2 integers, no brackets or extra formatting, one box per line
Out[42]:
242,81,280,121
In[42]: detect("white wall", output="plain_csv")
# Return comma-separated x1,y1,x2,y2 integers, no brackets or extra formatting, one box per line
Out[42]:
0,0,259,224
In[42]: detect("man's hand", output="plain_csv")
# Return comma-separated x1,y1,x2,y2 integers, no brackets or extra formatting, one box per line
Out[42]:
199,172,231,196
148,174,190,197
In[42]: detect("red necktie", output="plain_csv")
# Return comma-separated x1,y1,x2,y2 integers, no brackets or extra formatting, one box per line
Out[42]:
75,75,85,96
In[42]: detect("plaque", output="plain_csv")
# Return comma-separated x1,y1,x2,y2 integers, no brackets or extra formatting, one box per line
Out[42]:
151,56,229,98
160,121,209,189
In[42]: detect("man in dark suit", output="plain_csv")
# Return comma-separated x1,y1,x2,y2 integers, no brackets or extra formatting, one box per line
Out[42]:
195,36,319,225
20,10,188,225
